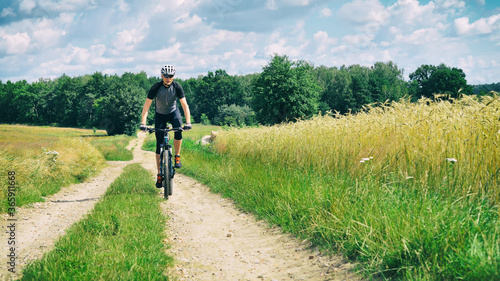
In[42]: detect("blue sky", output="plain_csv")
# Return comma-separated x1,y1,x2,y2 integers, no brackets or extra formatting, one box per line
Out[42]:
1,0,499,84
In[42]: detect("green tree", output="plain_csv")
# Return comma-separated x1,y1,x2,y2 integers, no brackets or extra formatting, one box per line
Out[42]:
348,65,372,111
94,80,142,136
252,54,320,125
192,69,244,123
214,104,256,126
368,61,407,102
409,64,472,99
79,72,106,127
473,83,500,96
327,69,355,114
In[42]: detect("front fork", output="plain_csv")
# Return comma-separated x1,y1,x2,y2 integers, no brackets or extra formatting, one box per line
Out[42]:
163,137,175,179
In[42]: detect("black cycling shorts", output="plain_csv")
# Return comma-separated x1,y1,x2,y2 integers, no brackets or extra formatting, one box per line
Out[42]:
155,109,182,154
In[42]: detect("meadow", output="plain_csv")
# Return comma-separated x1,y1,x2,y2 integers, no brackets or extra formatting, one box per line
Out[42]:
0,125,134,212
177,95,500,280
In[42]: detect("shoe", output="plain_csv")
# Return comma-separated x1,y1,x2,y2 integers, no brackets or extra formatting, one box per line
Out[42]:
174,155,182,168
156,174,163,188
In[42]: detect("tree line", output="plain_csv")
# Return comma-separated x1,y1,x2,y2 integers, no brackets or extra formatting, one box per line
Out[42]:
1,54,491,135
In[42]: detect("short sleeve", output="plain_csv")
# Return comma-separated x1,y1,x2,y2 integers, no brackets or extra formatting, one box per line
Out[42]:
174,82,185,99
147,82,162,100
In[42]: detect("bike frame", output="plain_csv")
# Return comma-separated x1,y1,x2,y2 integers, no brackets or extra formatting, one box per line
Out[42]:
147,126,183,199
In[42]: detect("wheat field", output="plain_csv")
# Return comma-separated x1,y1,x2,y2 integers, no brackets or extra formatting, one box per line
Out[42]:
216,94,500,204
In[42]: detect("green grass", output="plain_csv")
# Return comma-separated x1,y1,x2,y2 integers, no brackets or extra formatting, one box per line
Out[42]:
90,134,134,161
0,125,135,213
20,164,173,280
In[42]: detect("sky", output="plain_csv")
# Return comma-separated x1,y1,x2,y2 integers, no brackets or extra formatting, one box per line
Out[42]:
0,0,499,85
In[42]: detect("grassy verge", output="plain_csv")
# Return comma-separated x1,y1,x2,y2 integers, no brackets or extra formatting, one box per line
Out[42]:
180,146,499,280
20,163,173,280
90,134,134,161
0,124,135,213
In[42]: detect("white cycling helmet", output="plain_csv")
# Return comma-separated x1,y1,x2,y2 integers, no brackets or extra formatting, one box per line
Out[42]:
161,65,176,76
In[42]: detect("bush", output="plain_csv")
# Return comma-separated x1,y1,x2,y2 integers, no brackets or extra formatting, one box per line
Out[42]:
200,113,211,125
214,104,256,126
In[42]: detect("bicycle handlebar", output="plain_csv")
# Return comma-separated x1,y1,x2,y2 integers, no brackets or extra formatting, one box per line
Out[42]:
145,126,184,134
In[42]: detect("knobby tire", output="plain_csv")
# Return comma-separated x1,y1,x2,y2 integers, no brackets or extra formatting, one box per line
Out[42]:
161,149,169,199
164,149,172,199
167,149,173,196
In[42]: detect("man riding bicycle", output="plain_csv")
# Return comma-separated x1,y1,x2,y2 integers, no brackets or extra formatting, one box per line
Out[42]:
140,65,192,188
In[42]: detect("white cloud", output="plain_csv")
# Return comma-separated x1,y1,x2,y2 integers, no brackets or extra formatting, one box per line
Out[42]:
313,31,338,54
454,14,500,36
114,28,146,51
265,0,309,10
394,28,442,44
285,0,310,6
145,42,183,61
436,0,465,9
43,0,97,13
435,0,465,15
264,36,308,57
265,0,278,10
68,46,91,64
1,0,499,85
195,30,252,54
388,0,442,27
343,33,376,48
174,13,203,31
320,8,332,18
114,0,129,12
339,0,390,25
32,19,66,49
19,0,36,14
0,32,31,54
1,8,16,18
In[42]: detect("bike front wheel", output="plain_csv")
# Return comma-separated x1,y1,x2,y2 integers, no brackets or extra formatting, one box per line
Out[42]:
160,149,168,199
164,150,173,198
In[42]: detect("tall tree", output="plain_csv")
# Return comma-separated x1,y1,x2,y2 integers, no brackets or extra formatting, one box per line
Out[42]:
192,69,244,123
409,64,472,99
252,54,320,125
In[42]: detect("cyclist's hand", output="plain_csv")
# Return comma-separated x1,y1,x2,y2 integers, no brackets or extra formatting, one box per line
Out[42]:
140,124,147,131
183,123,192,131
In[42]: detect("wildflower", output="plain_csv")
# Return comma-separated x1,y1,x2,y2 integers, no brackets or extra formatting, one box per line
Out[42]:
446,158,457,163
360,157,373,163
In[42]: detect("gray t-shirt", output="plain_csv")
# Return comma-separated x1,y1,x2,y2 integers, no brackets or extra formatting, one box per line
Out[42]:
147,81,185,115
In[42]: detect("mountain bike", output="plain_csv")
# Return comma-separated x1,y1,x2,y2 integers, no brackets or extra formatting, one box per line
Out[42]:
146,126,184,199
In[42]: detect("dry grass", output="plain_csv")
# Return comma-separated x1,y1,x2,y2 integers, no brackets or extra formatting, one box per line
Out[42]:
0,125,107,212
215,94,500,203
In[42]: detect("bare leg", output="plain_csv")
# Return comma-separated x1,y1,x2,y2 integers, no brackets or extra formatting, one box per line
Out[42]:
174,139,182,156
156,154,160,174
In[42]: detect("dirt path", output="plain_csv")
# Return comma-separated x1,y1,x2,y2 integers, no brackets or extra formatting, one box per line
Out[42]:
163,175,359,281
1,133,360,280
0,135,142,280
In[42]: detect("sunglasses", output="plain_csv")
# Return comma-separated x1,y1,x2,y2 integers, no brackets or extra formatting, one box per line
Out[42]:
163,74,174,78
